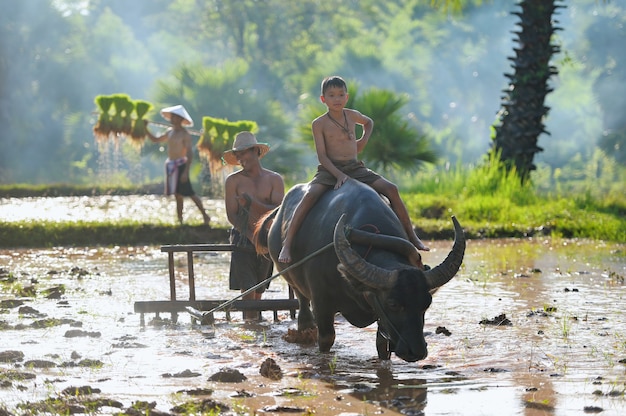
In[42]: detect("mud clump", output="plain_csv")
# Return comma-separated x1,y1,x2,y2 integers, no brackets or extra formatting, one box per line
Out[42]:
259,357,283,380
61,385,102,395
24,360,56,369
208,368,247,382
0,369,36,382
64,329,101,338
0,350,24,363
171,398,229,415
435,326,451,336
0,300,23,309
282,328,317,344
17,396,124,415
261,404,308,413
177,387,214,396
161,369,201,378
479,314,512,326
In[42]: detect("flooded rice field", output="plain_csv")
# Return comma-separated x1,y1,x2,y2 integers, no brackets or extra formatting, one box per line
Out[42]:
0,195,230,227
0,196,625,415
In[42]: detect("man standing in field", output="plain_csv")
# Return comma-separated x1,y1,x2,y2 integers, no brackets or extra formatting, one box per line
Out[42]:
146,104,211,225
223,131,285,320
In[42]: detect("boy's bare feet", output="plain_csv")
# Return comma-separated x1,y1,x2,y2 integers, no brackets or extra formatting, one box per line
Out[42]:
202,212,211,226
278,245,291,263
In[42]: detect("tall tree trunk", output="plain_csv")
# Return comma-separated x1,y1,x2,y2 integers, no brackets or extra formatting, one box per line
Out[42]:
490,0,565,184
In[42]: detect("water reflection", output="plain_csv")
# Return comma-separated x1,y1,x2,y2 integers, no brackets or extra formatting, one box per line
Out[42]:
340,367,429,414
0,195,229,227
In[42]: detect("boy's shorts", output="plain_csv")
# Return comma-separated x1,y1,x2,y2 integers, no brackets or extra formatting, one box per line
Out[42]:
310,159,381,186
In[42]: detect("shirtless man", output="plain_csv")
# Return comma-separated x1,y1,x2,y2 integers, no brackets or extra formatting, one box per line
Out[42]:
146,105,211,225
278,75,429,263
222,131,285,319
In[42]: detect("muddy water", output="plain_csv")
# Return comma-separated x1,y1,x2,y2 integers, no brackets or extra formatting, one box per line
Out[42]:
1,197,625,415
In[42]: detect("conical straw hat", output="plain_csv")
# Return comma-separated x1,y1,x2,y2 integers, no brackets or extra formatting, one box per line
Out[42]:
160,104,194,127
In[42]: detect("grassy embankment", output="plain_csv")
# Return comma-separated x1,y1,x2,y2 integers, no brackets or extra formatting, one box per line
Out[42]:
1,160,624,248
399,158,625,243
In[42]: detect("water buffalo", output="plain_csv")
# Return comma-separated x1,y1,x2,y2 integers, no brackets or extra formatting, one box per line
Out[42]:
255,179,465,361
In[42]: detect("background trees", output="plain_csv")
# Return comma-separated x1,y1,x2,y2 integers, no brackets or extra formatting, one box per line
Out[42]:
0,0,623,190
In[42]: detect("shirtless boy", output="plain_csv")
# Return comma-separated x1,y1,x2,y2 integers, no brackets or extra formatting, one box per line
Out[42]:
278,76,429,263
223,132,285,319
146,105,211,225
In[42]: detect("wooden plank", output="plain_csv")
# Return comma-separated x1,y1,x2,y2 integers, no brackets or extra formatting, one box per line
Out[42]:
160,244,236,253
160,244,256,253
134,299,299,314
167,252,176,300
187,251,195,301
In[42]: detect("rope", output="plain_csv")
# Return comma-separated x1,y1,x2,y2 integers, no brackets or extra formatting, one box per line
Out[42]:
357,223,380,259
366,292,409,349
194,241,335,317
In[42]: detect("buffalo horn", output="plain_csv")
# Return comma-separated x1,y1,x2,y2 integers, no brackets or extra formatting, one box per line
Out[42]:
334,214,398,289
348,228,423,268
424,216,466,290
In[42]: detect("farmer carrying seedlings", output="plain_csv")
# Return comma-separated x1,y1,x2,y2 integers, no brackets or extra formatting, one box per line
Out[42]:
146,105,211,225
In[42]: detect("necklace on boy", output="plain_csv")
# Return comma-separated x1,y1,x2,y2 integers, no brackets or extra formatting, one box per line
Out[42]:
327,111,355,140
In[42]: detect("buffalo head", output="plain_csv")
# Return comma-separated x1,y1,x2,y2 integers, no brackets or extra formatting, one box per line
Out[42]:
333,214,465,361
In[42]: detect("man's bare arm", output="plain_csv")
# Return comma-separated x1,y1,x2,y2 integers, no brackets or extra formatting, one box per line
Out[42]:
145,124,169,143
224,176,241,229
269,173,285,207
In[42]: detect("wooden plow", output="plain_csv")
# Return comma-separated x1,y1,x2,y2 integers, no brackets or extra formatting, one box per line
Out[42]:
133,244,299,325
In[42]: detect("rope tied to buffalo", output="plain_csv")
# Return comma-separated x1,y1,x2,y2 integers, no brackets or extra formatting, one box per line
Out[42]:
193,241,335,318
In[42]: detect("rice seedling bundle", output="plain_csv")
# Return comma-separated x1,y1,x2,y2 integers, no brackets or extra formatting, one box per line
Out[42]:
110,94,132,138
130,100,154,143
93,93,155,146
93,95,114,142
120,98,135,136
197,116,258,173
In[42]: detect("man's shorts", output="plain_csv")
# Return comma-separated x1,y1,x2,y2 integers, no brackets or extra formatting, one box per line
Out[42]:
175,164,195,196
228,229,272,294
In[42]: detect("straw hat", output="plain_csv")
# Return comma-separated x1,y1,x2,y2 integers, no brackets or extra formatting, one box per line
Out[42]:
160,105,194,127
222,131,270,165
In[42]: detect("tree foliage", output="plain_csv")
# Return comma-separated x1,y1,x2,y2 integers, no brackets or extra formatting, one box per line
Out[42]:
0,0,624,188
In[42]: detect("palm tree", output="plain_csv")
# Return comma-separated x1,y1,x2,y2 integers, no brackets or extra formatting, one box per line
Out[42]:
355,88,438,173
489,0,566,184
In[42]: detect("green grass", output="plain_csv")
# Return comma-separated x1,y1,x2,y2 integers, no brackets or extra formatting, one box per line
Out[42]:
397,153,626,242
0,182,163,197
1,154,625,247
0,221,229,248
